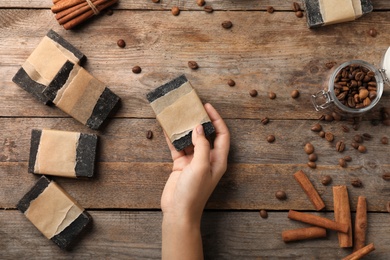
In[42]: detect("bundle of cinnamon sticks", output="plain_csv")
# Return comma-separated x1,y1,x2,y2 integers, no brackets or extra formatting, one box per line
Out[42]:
51,0,118,30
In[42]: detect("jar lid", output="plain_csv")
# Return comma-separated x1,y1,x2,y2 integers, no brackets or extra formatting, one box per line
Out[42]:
381,46,390,84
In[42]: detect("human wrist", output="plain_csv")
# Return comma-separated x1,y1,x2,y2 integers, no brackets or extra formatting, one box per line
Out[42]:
162,211,201,230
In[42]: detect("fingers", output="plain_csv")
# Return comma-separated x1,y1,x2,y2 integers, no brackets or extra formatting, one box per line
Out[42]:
163,131,185,161
191,125,211,172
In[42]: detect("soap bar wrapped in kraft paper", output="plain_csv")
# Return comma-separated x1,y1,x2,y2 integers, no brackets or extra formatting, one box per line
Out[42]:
17,176,92,250
28,129,98,178
303,0,373,28
12,30,86,104
146,75,215,151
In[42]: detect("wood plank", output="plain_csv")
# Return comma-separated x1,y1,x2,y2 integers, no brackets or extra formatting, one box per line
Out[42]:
1,10,390,119
1,0,389,10
1,118,388,165
1,210,389,259
1,162,389,211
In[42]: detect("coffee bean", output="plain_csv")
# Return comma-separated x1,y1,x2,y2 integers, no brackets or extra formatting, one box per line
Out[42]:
351,142,359,149
227,79,235,87
268,92,276,99
324,114,334,122
311,123,322,132
332,112,342,121
295,11,303,18
344,155,352,162
307,161,316,169
222,20,233,29
291,89,300,98
275,190,287,200
358,145,367,153
117,39,126,48
304,143,314,154
249,89,258,97
336,141,345,152
339,158,347,168
318,115,325,121
171,6,180,16
267,6,274,13
354,134,363,143
319,131,325,138
259,209,268,218
351,178,363,188
325,132,334,142
341,125,350,133
321,175,332,186
146,130,153,139
362,133,372,141
325,62,336,70
267,135,275,143
308,153,317,162
382,173,390,181
152,0,160,2
261,117,269,125
188,61,199,70
132,65,142,74
196,0,205,6
368,28,377,37
352,123,360,131
381,136,389,144
204,5,213,13
292,2,301,12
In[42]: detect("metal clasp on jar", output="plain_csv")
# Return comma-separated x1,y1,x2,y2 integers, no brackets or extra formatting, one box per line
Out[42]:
379,68,389,84
311,90,333,111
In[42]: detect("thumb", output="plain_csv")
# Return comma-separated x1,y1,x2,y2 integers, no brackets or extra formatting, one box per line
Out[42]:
191,124,211,168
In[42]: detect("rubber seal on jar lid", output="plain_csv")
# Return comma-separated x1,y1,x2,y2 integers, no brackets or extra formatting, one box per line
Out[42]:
380,46,390,85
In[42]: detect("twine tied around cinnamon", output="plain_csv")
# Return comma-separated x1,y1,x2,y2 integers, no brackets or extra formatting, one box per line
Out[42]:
85,0,100,15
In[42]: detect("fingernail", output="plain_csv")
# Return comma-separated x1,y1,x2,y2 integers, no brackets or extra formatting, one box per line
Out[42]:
196,125,204,135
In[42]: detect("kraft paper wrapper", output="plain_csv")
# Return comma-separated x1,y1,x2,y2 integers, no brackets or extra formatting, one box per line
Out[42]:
319,0,359,25
54,65,106,124
24,182,84,239
34,129,79,177
22,36,80,86
150,81,210,142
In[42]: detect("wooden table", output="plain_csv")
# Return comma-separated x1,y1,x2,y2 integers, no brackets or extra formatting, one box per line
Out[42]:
1,1,389,259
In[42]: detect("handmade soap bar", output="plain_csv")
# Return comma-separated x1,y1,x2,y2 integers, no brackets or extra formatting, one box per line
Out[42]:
17,176,92,250
303,0,373,28
43,64,120,130
12,30,86,104
146,75,215,151
28,129,97,178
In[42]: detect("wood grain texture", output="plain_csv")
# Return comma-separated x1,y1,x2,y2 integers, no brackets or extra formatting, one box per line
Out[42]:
1,210,389,259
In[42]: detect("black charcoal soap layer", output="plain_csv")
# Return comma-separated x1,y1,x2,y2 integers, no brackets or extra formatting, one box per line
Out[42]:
146,74,188,103
85,87,121,130
304,0,323,28
43,61,75,101
75,133,98,178
16,176,50,213
172,122,215,151
28,129,42,174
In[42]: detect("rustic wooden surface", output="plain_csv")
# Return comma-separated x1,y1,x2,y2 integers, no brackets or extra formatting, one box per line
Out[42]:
0,0,389,259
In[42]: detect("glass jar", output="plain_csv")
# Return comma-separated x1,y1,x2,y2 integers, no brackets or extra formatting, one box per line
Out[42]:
311,47,390,117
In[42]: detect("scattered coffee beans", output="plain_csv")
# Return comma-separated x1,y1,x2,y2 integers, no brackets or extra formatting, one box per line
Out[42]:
358,145,367,153
307,161,316,169
291,89,300,98
222,20,233,29
341,125,350,133
249,89,258,97
268,92,276,99
146,130,153,139
319,131,325,138
382,173,390,181
335,141,345,152
351,178,363,188
318,115,325,121
368,28,377,37
381,136,389,144
354,134,363,143
304,143,314,154
351,142,359,149
261,117,269,125
188,61,199,70
227,79,235,87
204,5,213,13
267,135,275,143
196,0,205,6
152,0,160,3
325,132,334,142
292,2,301,12
171,6,180,16
344,155,352,162
117,39,126,48
325,61,337,70
324,114,334,122
259,209,268,218
295,11,303,18
308,153,317,162
321,175,332,186
275,190,287,200
311,123,322,132
267,6,274,13
332,112,342,121
334,64,377,109
339,158,346,168
132,65,142,74
362,133,372,141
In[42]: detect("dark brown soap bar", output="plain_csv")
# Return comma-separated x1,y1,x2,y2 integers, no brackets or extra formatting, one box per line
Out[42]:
12,30,86,104
17,176,92,250
146,75,215,151
303,0,373,28
28,129,97,178
42,65,121,130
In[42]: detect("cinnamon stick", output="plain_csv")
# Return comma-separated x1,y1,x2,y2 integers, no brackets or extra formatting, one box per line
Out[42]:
353,196,367,251
55,1,89,20
293,170,325,211
57,0,102,25
288,210,349,233
52,0,86,13
333,185,353,248
282,226,326,242
342,243,375,260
